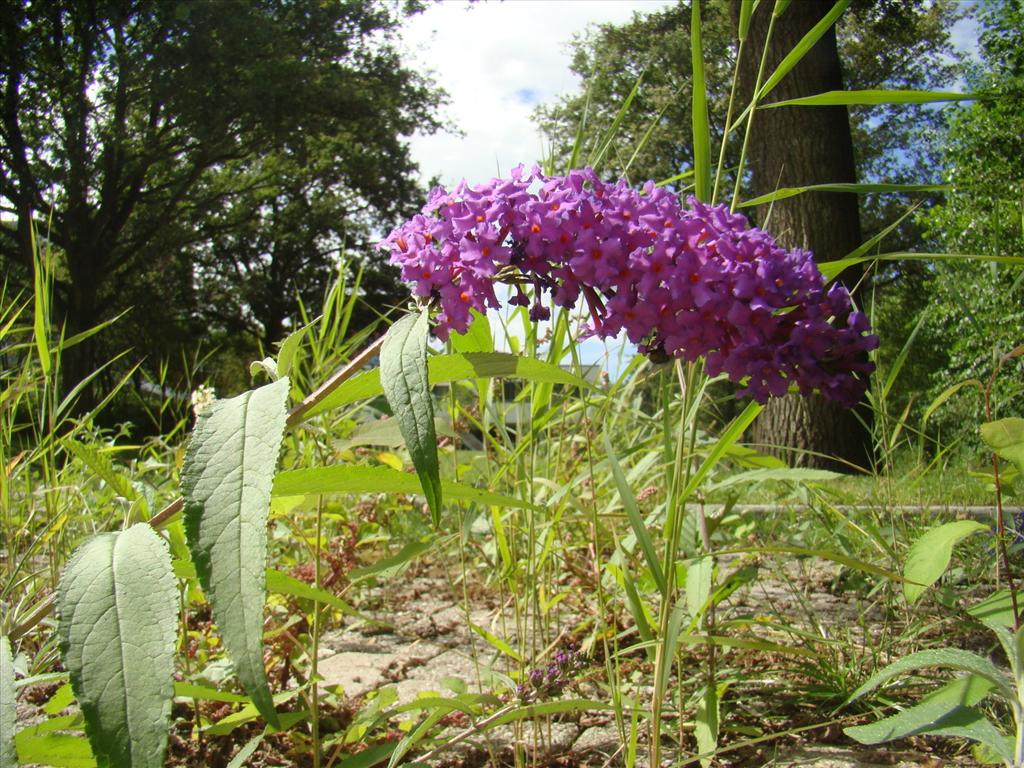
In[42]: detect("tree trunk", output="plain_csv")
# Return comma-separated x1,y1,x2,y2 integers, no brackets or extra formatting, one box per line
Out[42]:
733,0,872,471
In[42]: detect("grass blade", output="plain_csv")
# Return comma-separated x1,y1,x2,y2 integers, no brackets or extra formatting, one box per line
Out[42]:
758,0,850,101
691,0,711,202
762,89,975,108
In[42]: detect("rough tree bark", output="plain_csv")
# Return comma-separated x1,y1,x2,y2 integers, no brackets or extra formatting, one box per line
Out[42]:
733,0,872,471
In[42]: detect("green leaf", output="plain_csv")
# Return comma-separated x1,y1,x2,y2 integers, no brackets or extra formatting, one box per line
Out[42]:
468,622,523,662
57,524,177,768
1,635,16,767
761,89,975,108
704,467,840,493
347,538,437,584
381,312,442,526
758,0,850,100
682,400,764,500
173,683,249,704
450,309,493,354
967,590,1017,629
488,699,614,727
981,418,1024,474
275,317,316,379
272,465,539,510
265,568,364,617
687,557,714,621
182,377,290,728
695,683,720,768
31,234,51,377
225,731,264,768
690,0,710,202
845,676,1011,765
737,0,755,41
604,436,666,595
739,182,950,209
15,733,95,767
903,520,988,604
305,352,590,419
204,693,304,737
335,416,455,450
817,251,1024,283
847,649,1014,705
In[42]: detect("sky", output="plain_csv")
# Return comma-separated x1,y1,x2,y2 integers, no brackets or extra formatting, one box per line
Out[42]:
400,1,673,369
401,0,674,188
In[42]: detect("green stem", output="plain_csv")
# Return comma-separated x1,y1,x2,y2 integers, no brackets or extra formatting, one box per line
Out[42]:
730,8,779,213
650,362,701,768
310,495,324,768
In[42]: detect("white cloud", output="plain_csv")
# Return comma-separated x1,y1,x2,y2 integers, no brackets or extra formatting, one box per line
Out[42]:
398,1,674,375
401,0,674,188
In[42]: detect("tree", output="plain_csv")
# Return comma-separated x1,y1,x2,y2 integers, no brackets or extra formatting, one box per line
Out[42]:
733,0,868,470
0,0,442,408
905,0,1024,448
534,0,963,469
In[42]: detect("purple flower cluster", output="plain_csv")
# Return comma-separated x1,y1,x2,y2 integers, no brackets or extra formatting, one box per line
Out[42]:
515,645,587,703
380,165,878,406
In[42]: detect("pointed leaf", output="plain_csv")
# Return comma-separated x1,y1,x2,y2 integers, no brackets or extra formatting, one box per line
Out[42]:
762,89,975,108
846,676,1012,765
450,309,493,354
690,0,711,202
381,312,442,525
272,464,538,510
57,524,177,768
182,378,290,728
1,635,16,767
695,684,720,768
981,418,1024,474
305,352,590,418
604,436,666,595
758,0,850,100
903,520,988,604
739,182,950,208
14,733,95,767
687,557,714,621
847,648,1014,705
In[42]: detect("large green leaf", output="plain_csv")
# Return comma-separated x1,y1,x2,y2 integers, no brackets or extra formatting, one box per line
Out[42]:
304,352,590,418
762,89,975,108
903,520,988,604
1,635,16,767
450,309,493,354
981,417,1024,474
182,377,290,728
380,312,442,525
847,648,1014,705
57,524,177,767
845,676,1010,764
272,464,539,510
14,733,95,767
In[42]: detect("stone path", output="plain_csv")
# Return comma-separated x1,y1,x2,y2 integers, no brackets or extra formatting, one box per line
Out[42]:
314,573,975,766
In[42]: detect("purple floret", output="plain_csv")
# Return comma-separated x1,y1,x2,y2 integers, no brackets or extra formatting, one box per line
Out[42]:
379,165,878,407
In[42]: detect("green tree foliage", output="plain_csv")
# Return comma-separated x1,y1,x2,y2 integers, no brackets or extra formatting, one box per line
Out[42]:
902,0,1024,448
534,0,962,236
0,0,442,409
